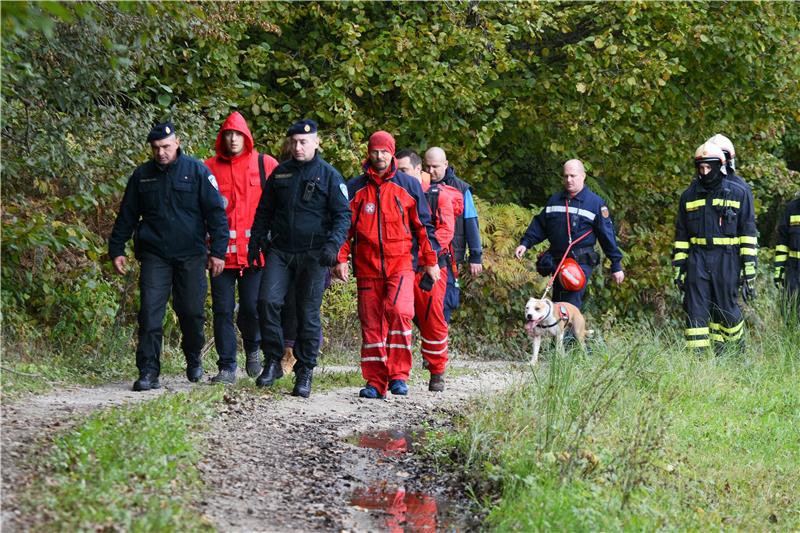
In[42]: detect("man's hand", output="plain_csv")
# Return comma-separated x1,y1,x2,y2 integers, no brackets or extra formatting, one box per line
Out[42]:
208,256,225,278
741,278,756,303
332,262,349,283
612,270,624,284
423,263,441,282
774,276,784,289
470,263,483,276
514,245,527,260
319,243,339,267
248,241,264,270
112,255,127,275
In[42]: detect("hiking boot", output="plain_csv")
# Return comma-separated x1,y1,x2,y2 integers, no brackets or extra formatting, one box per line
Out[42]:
255,358,283,388
359,385,385,399
389,379,408,396
210,369,237,385
133,371,161,392
292,366,313,398
186,354,203,383
245,351,262,378
428,373,445,392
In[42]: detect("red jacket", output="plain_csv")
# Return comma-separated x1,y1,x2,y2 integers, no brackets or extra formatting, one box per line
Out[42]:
339,163,440,279
205,112,278,269
423,181,463,253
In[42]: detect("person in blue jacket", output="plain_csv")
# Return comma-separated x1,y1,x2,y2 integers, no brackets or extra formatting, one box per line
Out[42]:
423,147,483,323
515,159,625,309
109,122,229,391
247,119,351,398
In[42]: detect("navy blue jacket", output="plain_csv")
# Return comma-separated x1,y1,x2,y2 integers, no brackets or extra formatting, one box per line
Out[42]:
109,149,228,260
250,152,351,253
442,166,482,265
520,186,624,272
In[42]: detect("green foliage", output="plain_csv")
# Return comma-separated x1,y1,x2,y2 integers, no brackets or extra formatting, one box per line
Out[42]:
20,387,221,532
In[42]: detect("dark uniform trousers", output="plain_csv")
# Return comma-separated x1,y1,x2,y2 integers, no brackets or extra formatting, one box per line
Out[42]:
258,248,327,370
552,259,593,309
136,252,207,374
210,267,263,371
774,199,800,319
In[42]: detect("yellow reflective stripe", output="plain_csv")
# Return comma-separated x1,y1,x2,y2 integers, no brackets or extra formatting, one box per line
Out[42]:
740,247,757,256
790,215,800,225
709,333,725,342
674,252,688,261
774,267,783,276
725,329,744,341
690,237,707,245
711,198,741,209
739,236,758,245
744,264,756,275
709,322,720,330
776,244,790,252
685,327,709,335
713,237,738,245
718,321,743,335
775,255,788,262
791,251,800,259
687,339,710,348
685,199,706,211
674,241,690,249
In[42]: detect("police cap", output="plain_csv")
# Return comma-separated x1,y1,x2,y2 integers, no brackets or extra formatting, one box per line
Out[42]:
147,121,176,143
287,119,318,136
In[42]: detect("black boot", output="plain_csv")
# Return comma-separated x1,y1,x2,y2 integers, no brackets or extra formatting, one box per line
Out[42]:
186,354,203,383
133,371,161,392
245,351,262,378
292,366,313,398
255,358,283,388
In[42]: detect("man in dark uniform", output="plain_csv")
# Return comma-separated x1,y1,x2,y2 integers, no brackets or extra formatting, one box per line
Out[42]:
248,119,351,397
707,134,758,302
774,194,800,319
423,147,483,323
109,122,229,391
671,142,757,353
514,159,625,309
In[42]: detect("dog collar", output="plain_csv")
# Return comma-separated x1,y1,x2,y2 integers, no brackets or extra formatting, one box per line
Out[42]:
538,300,561,329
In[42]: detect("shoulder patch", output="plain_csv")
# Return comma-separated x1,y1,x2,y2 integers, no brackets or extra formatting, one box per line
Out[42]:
208,174,219,190
340,183,349,200
601,206,609,218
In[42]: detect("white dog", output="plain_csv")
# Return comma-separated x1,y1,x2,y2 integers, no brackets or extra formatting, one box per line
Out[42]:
524,297,587,365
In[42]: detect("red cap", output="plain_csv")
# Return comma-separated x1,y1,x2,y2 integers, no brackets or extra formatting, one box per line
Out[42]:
368,130,396,155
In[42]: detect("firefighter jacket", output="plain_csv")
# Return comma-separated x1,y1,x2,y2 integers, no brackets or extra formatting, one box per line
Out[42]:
339,162,440,279
442,166,482,266
774,196,800,285
109,148,228,260
205,112,278,269
520,186,624,272
249,152,351,254
672,178,758,284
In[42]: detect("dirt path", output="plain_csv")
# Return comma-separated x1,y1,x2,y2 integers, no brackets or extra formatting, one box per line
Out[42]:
1,361,524,532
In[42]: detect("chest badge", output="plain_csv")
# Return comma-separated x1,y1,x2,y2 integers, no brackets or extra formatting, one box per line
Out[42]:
365,202,376,214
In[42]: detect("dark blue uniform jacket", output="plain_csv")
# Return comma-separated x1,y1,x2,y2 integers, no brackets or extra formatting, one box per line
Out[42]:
109,149,228,260
250,153,351,253
520,186,623,272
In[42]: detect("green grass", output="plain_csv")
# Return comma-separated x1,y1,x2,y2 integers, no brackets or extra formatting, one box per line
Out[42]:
20,387,223,532
431,302,800,531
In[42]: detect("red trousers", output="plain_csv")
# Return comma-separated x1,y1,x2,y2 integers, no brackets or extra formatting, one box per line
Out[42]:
413,270,449,375
357,272,415,395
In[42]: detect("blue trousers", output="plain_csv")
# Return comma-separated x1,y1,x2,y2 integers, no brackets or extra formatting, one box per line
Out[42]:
210,267,262,371
551,262,593,309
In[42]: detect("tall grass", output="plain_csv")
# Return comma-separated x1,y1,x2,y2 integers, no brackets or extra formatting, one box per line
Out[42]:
437,296,799,531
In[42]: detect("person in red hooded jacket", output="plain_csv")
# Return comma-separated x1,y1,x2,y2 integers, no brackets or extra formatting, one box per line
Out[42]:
204,112,278,384
333,131,441,399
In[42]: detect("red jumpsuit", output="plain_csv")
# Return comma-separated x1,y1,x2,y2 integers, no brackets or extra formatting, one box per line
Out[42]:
414,181,463,375
339,163,439,396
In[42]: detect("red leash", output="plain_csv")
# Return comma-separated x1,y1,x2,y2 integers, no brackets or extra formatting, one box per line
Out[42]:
540,199,593,299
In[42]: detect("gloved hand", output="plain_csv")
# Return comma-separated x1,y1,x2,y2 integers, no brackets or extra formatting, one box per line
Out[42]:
774,276,784,289
674,271,686,292
741,278,756,303
318,243,339,267
248,239,265,270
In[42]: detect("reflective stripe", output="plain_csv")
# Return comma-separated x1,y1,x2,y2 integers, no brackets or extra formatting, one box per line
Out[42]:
545,205,597,221
709,333,725,342
791,251,800,259
245,229,251,237
740,247,757,256
361,356,387,362
363,342,385,349
687,339,710,348
226,245,238,253
685,327,709,335
388,329,413,336
775,254,788,262
776,244,790,252
229,230,237,238
711,198,741,209
386,343,413,350
744,264,756,275
673,252,688,261
689,237,739,246
421,336,448,345
790,215,800,225
674,241,690,249
715,321,743,335
421,346,448,355
685,199,705,211
739,236,757,245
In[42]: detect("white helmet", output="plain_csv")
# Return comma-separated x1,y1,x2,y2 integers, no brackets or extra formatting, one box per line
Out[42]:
708,133,735,159
694,142,726,165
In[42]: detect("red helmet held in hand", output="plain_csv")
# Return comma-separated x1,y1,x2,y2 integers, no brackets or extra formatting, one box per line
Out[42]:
558,258,586,291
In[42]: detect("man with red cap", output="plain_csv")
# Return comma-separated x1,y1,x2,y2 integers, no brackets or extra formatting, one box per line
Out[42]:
333,132,442,399
204,112,278,384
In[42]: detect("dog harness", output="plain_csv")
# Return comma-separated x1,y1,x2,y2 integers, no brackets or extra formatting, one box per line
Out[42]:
538,301,569,329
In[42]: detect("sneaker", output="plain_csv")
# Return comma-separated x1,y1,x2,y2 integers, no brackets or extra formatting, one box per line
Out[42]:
245,351,262,378
389,379,408,396
359,385,385,399
428,373,445,392
210,369,237,385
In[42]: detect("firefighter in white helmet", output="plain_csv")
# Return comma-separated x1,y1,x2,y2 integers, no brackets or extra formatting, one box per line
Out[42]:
671,142,757,354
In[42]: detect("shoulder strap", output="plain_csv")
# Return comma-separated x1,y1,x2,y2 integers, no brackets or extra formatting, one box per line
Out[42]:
258,153,267,189
426,183,440,227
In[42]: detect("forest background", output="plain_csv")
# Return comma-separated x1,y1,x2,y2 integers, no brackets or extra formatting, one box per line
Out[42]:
2,1,799,378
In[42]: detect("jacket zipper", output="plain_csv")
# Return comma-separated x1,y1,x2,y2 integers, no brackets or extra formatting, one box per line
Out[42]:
395,197,409,234
376,183,386,277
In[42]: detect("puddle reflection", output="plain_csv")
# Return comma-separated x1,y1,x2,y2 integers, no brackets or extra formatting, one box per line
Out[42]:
350,484,441,532
351,429,414,457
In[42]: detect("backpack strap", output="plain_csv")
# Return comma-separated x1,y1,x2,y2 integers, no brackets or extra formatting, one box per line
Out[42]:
258,153,267,189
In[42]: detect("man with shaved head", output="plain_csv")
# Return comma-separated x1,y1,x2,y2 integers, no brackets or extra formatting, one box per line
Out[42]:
423,147,483,323
515,159,625,310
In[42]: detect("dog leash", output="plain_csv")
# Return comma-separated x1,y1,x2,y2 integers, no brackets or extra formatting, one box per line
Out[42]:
540,200,593,299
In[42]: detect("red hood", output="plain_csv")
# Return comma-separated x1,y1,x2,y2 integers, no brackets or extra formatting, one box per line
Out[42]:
214,112,254,160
